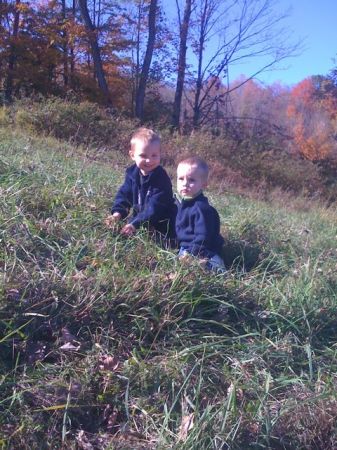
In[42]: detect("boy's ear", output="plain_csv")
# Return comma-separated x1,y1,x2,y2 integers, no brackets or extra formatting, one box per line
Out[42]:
129,150,135,160
202,180,208,189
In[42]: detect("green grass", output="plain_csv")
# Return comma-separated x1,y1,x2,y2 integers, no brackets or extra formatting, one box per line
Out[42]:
1,126,337,449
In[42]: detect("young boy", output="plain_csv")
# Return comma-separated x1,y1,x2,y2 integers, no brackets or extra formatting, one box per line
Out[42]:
175,156,225,271
105,127,176,239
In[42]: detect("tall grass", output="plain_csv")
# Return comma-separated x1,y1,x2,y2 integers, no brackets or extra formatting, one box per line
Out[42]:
1,123,337,449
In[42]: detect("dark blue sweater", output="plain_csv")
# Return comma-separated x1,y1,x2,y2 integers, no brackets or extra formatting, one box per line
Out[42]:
176,192,224,258
111,164,176,236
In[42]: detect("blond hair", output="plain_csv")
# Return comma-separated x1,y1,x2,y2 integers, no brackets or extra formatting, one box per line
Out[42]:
178,156,209,180
130,127,161,153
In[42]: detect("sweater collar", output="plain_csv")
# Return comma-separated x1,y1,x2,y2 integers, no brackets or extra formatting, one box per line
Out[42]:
176,190,204,203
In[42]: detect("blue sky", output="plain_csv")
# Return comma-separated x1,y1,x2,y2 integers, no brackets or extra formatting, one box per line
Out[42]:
230,0,337,86
167,0,337,87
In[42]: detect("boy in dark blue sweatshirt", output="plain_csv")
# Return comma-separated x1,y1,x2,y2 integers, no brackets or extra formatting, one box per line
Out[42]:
105,128,176,239
176,156,225,271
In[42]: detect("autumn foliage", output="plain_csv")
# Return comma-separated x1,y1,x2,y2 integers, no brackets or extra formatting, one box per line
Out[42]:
1,0,337,182
0,0,131,104
287,78,337,161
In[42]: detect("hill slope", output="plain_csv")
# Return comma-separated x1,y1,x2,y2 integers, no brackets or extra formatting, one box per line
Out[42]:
1,127,337,449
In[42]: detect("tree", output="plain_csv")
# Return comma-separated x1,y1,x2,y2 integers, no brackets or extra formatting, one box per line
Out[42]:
4,0,20,102
287,78,337,161
171,0,193,131
135,0,158,121
184,0,299,129
1,0,65,99
60,0,69,87
128,0,148,114
0,0,133,105
228,77,291,144
78,0,110,102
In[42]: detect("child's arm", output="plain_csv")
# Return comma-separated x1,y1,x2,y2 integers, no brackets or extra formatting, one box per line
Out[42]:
185,206,216,258
110,171,133,219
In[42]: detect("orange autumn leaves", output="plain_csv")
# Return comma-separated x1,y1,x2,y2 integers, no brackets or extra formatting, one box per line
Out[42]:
287,78,337,161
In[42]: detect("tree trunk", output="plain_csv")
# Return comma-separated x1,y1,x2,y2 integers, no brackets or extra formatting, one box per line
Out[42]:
97,0,101,28
78,0,110,103
61,0,68,87
0,0,5,23
4,0,20,103
69,0,76,88
135,0,157,121
192,0,207,129
132,0,142,114
171,0,192,132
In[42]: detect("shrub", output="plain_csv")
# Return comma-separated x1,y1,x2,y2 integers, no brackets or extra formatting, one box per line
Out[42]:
232,148,322,195
0,107,12,127
14,97,138,151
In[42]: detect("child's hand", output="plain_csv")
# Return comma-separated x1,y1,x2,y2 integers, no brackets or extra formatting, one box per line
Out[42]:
104,213,121,229
179,252,193,265
121,223,136,236
199,258,208,269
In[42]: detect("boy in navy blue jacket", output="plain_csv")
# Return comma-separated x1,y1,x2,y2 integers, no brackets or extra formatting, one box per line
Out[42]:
105,128,176,239
176,156,225,271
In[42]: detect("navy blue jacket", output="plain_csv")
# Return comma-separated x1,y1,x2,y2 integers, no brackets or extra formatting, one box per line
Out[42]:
176,192,224,258
111,164,176,236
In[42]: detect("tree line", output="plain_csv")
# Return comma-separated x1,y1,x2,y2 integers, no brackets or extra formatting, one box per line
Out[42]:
0,1,297,123
1,0,337,164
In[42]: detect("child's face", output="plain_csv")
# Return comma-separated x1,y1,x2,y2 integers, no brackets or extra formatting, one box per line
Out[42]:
130,141,161,175
177,163,207,198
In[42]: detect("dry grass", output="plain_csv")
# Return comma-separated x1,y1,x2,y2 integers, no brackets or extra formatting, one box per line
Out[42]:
1,122,337,449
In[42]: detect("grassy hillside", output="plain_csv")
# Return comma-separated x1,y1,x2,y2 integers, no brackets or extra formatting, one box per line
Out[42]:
4,98,337,203
1,126,337,449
